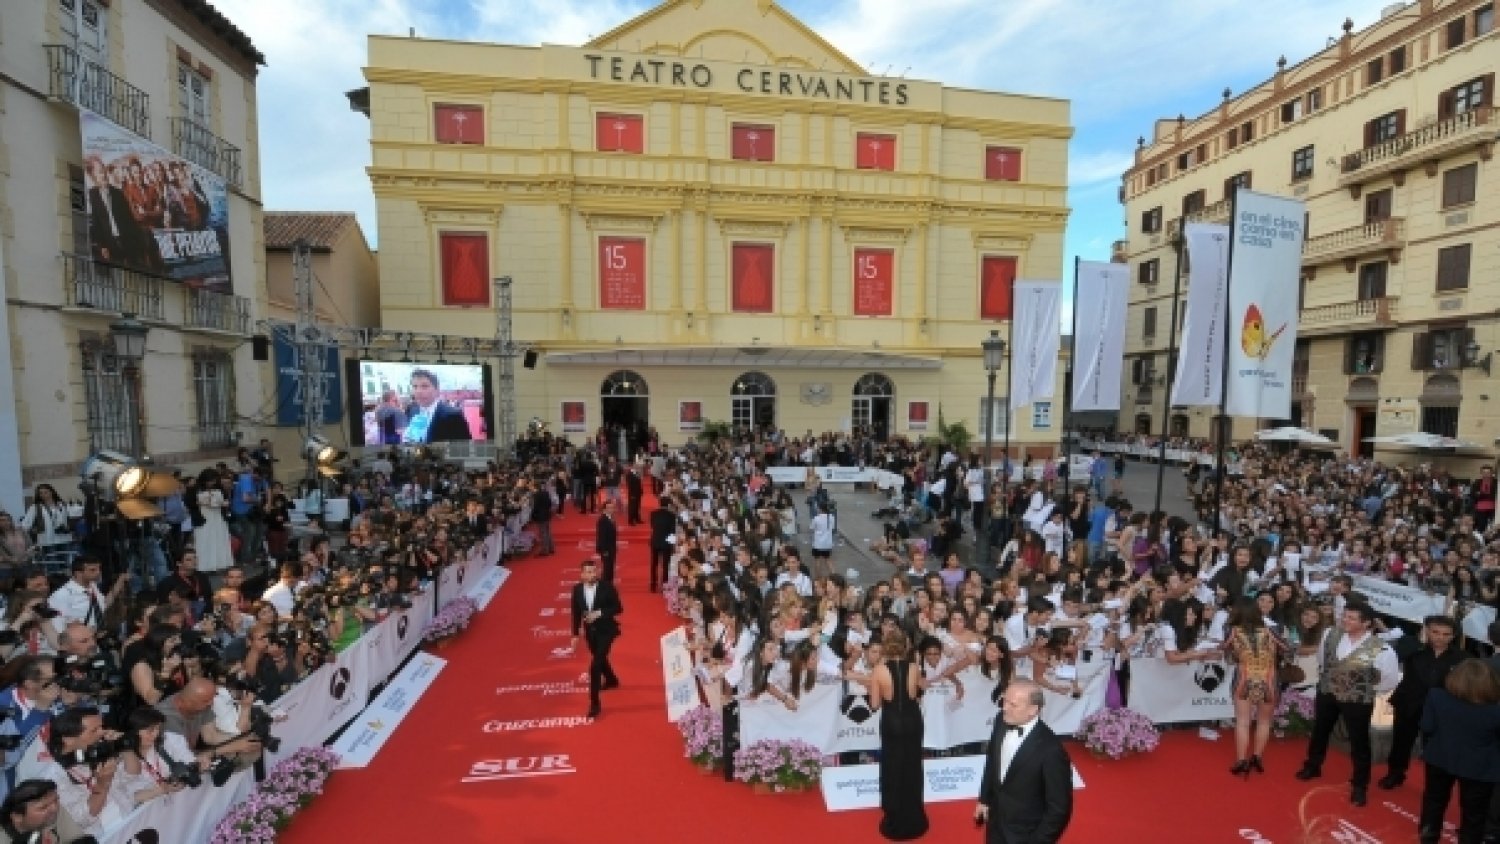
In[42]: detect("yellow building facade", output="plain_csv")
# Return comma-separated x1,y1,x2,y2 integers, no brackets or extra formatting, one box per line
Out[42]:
362,0,1071,453
1119,0,1498,464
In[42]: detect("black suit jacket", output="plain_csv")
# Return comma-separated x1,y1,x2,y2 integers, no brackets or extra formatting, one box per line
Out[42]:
625,471,643,498
978,720,1073,844
571,581,622,640
1420,686,1500,782
649,507,676,550
596,514,617,555
1389,647,1468,715
408,401,472,442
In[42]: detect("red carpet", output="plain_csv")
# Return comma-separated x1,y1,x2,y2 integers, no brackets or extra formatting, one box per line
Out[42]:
282,501,1459,843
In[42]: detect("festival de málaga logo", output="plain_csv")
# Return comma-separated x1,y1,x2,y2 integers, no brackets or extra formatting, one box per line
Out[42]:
1240,303,1287,360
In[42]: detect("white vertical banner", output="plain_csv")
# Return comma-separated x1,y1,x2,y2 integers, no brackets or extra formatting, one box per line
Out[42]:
1071,262,1129,411
1226,190,1305,418
1009,280,1062,409
1170,223,1231,407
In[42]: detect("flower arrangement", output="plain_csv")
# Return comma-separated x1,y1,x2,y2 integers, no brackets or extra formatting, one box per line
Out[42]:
663,577,683,616
676,705,724,769
424,595,478,642
1273,689,1316,738
210,747,340,842
1077,708,1161,760
732,738,822,791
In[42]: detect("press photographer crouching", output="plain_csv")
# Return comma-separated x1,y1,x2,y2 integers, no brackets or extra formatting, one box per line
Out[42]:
156,679,264,777
0,779,92,843
114,708,208,809
37,706,130,835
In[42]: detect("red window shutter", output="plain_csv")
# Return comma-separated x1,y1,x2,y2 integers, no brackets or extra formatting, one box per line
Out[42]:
1395,108,1407,136
434,105,483,144
596,113,644,153
731,244,775,313
599,237,646,310
852,248,894,316
856,133,896,170
985,146,1022,181
731,124,775,161
980,256,1017,320
439,232,490,306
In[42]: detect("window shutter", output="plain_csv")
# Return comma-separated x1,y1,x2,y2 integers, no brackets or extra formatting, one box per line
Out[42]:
1462,327,1477,366
1411,332,1430,370
1481,73,1496,108
1344,339,1354,375
1394,109,1407,136
596,113,644,153
1363,118,1376,148
986,146,1022,181
1438,90,1456,120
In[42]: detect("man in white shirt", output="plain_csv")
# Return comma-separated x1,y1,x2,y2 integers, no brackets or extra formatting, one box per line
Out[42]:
47,558,126,633
260,560,304,620
1022,484,1052,534
1295,602,1402,807
975,680,1074,841
1003,597,1055,679
774,554,814,598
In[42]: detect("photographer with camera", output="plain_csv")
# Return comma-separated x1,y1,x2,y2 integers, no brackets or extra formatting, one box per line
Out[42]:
123,625,185,718
157,679,261,770
0,779,91,843
0,657,61,791
0,592,61,660
250,632,301,703
46,560,126,635
39,706,130,835
114,707,207,809
153,551,212,621
261,561,303,621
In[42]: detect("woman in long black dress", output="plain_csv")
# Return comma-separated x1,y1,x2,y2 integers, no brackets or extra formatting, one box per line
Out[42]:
871,629,928,840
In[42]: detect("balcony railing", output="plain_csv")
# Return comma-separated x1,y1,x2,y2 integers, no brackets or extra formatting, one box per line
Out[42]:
1298,296,1398,338
62,253,165,320
186,288,251,334
1165,198,1234,240
1340,107,1498,187
45,44,150,138
1292,375,1309,395
170,117,243,187
1302,218,1405,267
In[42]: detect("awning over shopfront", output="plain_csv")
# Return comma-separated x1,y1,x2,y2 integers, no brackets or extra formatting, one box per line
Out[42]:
542,346,945,370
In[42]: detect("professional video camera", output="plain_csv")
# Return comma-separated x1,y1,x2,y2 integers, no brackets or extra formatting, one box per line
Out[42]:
56,653,121,697
62,736,126,770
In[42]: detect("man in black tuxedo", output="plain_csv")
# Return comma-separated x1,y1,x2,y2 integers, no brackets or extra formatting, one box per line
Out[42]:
647,499,676,593
595,499,618,584
976,679,1073,844
625,463,644,526
570,558,621,719
461,499,490,535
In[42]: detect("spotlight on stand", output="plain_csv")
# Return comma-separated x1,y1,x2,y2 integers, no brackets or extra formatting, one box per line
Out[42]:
79,450,164,519
303,435,347,477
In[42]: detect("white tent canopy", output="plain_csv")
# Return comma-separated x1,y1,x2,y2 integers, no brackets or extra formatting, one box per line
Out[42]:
1363,432,1482,450
1254,426,1334,446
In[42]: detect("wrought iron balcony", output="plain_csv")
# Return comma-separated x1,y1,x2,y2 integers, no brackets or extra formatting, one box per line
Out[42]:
1302,218,1405,269
170,117,243,187
45,44,150,138
1340,107,1498,190
1298,296,1398,338
62,253,165,320
186,288,251,334
1164,197,1233,240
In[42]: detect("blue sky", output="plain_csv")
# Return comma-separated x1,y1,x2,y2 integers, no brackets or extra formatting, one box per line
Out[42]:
218,0,1397,308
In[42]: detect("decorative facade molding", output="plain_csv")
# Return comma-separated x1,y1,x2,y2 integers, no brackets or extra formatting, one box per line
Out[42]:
716,218,789,238
419,203,503,226
581,213,661,233
839,224,910,244
970,232,1034,251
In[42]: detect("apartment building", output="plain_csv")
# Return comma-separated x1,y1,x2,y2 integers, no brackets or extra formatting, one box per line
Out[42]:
1119,0,1496,461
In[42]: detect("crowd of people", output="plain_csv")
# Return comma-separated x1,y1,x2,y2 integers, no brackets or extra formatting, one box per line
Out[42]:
0,448,530,841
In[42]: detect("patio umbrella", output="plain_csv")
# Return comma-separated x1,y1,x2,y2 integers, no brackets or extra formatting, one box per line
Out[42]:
1254,426,1335,446
1363,432,1481,450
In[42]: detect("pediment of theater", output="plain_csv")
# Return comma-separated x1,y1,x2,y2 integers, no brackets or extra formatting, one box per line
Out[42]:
585,0,864,74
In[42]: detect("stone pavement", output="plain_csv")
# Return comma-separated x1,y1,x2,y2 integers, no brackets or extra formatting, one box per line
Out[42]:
815,456,1198,588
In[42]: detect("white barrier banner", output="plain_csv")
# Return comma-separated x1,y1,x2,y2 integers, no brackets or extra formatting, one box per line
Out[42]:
739,682,838,750
829,682,883,754
469,564,510,610
1352,575,1496,641
821,755,988,812
1126,657,1235,724
99,767,256,844
922,667,1000,749
333,652,447,767
765,466,874,486
1038,656,1112,736
266,647,370,766
660,627,699,722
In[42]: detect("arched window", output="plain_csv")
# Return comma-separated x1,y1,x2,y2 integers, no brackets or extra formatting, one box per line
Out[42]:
600,370,648,396
852,372,895,396
731,371,776,396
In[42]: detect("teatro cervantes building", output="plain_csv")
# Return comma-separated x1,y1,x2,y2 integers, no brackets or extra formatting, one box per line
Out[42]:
356,0,1071,452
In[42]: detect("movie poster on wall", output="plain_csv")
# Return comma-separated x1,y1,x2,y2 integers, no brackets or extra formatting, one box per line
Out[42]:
678,400,704,432
907,401,929,431
561,401,587,434
80,111,231,292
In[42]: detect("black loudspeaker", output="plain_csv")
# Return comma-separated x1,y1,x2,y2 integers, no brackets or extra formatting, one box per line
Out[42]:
523,349,538,369
251,335,270,361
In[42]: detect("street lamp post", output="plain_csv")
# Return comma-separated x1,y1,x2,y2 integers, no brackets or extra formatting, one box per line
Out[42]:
109,312,150,458
982,330,1006,568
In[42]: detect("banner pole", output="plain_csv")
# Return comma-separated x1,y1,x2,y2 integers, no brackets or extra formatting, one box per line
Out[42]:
1211,192,1241,538
1064,256,1080,493
1154,234,1187,514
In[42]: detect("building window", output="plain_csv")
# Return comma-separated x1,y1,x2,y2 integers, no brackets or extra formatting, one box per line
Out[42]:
438,232,490,306
177,60,211,126
1436,244,1472,292
434,104,483,145
1446,16,1467,49
1389,46,1407,74
1478,4,1495,36
1137,258,1159,285
731,243,775,313
855,133,897,170
980,255,1016,320
1414,326,1471,370
1366,57,1384,86
68,165,89,256
596,113,644,153
985,146,1022,181
59,0,108,63
1141,207,1163,234
731,124,775,161
1365,110,1405,147
1364,189,1393,224
1442,163,1478,208
1224,171,1252,200
1143,306,1158,340
1358,261,1388,300
1031,402,1052,430
598,237,646,310
1280,98,1303,123
193,352,234,448
1181,189,1206,217
1306,87,1323,113
1346,333,1385,374
82,341,139,455
1442,75,1492,118
1423,406,1460,438
1291,145,1315,181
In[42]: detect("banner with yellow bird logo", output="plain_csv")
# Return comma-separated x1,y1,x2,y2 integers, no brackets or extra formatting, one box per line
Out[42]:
1225,190,1305,418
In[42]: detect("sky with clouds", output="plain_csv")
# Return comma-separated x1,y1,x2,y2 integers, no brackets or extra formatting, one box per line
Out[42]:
217,0,1398,299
